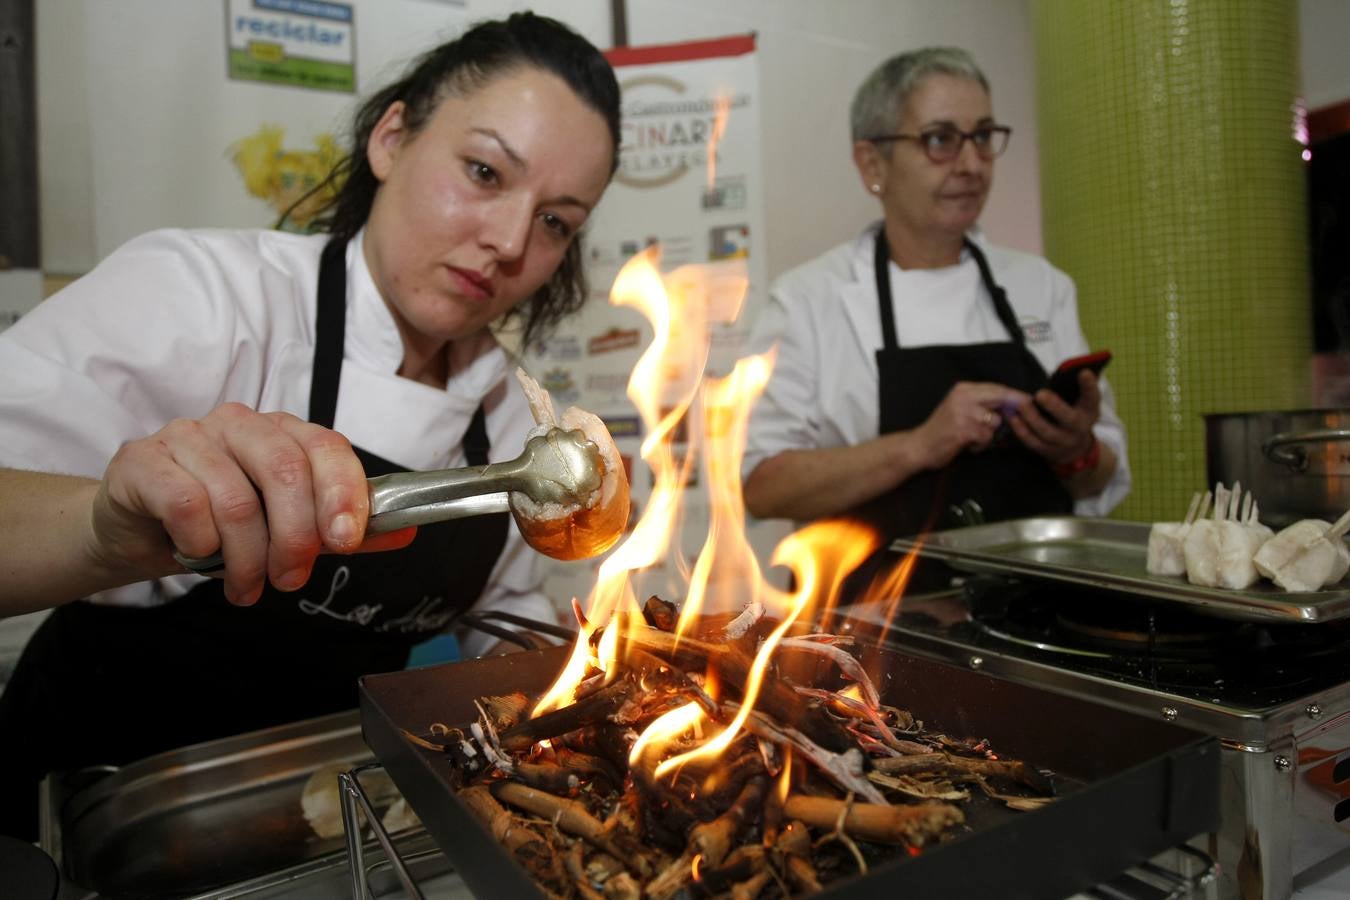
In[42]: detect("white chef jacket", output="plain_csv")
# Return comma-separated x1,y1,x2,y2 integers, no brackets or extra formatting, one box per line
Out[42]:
743,223,1130,517
0,227,553,655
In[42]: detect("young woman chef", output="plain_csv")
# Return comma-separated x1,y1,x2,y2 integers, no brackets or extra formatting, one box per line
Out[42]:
741,47,1130,582
0,12,620,840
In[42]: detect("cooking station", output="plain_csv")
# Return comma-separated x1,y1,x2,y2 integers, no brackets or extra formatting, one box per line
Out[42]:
38,517,1350,899
879,516,1350,900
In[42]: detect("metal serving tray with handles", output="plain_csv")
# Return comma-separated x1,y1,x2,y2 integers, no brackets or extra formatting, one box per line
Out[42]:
359,643,1220,900
42,709,449,898
889,516,1350,624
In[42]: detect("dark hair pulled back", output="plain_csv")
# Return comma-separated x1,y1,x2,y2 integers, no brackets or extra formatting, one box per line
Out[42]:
311,12,621,345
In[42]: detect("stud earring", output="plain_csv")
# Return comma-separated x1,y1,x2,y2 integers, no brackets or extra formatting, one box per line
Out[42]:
870,183,881,194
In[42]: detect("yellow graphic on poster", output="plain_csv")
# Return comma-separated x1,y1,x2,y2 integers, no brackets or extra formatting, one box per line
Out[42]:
230,125,344,231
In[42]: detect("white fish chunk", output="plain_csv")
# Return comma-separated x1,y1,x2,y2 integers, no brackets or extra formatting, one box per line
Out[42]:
1253,517,1350,593
1148,490,1209,577
1183,519,1221,587
1146,522,1190,575
1216,519,1273,590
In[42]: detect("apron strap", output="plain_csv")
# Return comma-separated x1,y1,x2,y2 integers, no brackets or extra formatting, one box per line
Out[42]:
463,405,490,467
309,237,349,429
962,237,1024,346
874,228,900,351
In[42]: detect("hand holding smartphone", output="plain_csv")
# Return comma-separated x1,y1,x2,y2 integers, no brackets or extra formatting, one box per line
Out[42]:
1038,350,1112,419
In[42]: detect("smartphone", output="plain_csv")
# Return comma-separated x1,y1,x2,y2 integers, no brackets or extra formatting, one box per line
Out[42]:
1033,350,1112,424
1046,350,1112,405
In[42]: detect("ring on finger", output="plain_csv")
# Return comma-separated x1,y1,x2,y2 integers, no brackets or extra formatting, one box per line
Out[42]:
982,410,998,427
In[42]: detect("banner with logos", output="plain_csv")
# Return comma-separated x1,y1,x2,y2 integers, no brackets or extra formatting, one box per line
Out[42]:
522,35,790,610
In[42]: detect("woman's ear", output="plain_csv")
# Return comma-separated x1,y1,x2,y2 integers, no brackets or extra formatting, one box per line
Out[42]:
852,139,885,197
367,101,408,182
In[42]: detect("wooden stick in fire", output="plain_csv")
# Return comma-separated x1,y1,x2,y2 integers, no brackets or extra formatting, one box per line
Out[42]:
872,751,1054,792
490,781,650,878
460,785,569,893
782,794,964,846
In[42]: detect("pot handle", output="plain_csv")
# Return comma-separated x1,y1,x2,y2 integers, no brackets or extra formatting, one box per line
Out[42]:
1262,428,1350,471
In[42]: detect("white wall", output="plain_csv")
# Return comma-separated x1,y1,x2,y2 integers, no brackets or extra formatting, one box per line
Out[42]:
36,0,1041,279
1301,0,1350,109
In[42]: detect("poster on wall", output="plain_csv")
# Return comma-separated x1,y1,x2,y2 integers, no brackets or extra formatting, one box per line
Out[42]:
523,35,790,612
225,0,357,93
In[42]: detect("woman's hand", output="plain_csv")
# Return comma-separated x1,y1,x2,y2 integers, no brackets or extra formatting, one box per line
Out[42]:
1008,370,1101,466
912,382,1029,470
90,403,409,606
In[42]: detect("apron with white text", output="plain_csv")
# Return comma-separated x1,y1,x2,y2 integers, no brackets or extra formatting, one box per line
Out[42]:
0,237,510,839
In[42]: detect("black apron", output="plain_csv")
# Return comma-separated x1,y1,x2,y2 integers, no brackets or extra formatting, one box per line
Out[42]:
0,237,511,840
847,229,1072,594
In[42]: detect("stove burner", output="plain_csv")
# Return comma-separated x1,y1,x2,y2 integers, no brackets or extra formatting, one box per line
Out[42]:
895,576,1350,708
975,597,1242,659
1054,607,1228,648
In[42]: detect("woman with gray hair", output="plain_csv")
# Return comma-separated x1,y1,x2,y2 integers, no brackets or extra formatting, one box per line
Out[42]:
742,47,1129,583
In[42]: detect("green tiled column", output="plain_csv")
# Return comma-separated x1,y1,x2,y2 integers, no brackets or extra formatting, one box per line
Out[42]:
1031,0,1310,521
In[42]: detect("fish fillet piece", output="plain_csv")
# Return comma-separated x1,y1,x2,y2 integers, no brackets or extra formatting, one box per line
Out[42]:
1253,518,1350,593
1146,522,1190,576
1148,491,1208,577
1183,520,1221,587
1215,520,1273,590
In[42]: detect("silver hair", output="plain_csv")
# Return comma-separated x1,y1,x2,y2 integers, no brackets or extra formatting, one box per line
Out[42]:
849,47,990,142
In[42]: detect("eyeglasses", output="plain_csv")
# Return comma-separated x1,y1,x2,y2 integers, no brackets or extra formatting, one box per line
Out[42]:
867,125,1012,163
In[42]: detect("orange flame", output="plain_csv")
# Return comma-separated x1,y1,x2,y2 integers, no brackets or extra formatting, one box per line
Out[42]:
533,247,712,716
676,350,774,638
776,748,793,803
527,197,913,778
705,91,732,190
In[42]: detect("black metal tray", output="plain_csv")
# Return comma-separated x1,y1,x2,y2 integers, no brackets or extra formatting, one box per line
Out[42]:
360,644,1221,899
891,516,1350,623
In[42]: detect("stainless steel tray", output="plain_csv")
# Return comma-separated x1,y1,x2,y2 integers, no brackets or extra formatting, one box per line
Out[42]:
890,517,1350,624
42,709,449,898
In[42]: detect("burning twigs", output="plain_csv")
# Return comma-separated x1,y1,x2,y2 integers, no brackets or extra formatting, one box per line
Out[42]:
436,611,1056,897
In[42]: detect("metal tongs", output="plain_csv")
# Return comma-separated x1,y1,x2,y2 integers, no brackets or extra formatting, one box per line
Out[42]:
174,427,603,575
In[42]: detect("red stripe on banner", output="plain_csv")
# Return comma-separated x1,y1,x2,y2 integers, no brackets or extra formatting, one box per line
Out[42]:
605,34,756,68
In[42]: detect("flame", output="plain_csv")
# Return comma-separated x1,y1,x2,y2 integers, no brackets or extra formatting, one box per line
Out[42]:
705,91,732,190
524,114,919,781
628,701,704,768
839,684,864,703
842,536,925,637
652,518,880,779
776,748,793,803
676,351,774,638
533,247,711,715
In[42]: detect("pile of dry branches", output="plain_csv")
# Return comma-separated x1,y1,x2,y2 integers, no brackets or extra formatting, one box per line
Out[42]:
418,598,1056,898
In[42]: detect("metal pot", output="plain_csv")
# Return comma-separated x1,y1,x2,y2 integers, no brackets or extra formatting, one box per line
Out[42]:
1205,408,1350,527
